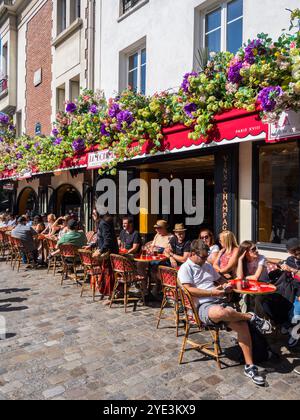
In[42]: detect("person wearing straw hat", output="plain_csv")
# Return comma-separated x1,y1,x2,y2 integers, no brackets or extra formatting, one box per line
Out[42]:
165,223,191,268
150,220,173,254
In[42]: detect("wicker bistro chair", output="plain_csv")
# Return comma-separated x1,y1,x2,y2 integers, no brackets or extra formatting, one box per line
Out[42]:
0,229,9,259
5,232,16,266
59,244,81,286
178,282,223,369
11,237,31,272
157,266,183,337
86,231,97,244
110,254,146,313
78,249,109,301
46,237,61,276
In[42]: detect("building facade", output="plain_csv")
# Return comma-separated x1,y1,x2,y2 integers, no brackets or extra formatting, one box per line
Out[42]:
0,0,299,257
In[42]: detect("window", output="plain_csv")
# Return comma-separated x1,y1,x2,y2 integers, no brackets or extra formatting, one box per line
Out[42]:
256,141,300,246
128,48,146,94
57,0,67,34
121,0,142,15
70,76,80,102
70,0,81,23
56,85,66,113
204,0,243,54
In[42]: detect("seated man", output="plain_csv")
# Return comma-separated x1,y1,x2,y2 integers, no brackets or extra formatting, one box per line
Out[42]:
118,217,142,255
50,219,87,257
11,216,38,266
164,223,191,268
178,239,272,386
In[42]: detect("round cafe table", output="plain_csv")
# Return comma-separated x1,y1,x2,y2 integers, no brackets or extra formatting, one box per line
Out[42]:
229,279,277,295
134,255,168,263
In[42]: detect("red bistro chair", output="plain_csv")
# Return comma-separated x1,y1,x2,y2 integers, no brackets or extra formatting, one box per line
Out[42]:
59,244,80,286
78,249,108,301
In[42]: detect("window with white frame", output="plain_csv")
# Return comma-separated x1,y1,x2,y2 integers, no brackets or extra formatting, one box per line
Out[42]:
128,48,146,94
57,0,81,36
204,0,243,54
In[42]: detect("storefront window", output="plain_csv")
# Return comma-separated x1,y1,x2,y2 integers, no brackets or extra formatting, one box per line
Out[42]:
258,141,300,245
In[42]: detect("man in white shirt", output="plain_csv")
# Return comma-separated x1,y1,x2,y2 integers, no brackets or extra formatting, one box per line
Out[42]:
178,239,272,387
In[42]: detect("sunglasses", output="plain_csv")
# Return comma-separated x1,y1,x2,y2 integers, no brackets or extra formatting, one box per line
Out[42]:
195,253,208,260
200,235,210,240
249,246,258,252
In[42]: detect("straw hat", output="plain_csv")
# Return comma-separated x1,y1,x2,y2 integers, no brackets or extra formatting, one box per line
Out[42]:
154,220,168,229
173,223,187,233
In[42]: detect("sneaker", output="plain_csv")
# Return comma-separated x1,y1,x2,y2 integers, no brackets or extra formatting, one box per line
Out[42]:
244,365,266,386
249,313,272,335
294,367,300,375
288,335,299,348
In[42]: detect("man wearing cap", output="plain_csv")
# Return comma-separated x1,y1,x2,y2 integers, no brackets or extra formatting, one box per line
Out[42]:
150,220,173,254
57,219,87,248
11,216,38,265
165,224,191,268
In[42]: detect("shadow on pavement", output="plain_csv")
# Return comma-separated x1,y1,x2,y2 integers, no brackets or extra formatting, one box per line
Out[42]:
0,305,28,312
0,288,30,294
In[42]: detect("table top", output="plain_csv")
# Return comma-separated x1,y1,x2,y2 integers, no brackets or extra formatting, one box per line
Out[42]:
229,279,277,295
134,255,168,263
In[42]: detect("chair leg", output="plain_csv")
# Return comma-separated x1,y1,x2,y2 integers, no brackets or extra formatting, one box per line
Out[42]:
124,282,128,313
109,278,119,308
174,295,180,338
179,323,190,365
156,291,167,330
213,330,222,369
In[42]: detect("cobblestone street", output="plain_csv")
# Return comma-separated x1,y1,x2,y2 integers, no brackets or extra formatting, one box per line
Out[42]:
0,261,299,400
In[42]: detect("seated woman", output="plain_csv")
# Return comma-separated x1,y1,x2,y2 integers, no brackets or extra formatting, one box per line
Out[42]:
237,241,269,313
32,215,46,234
164,224,191,268
213,230,239,279
41,214,61,237
199,229,220,265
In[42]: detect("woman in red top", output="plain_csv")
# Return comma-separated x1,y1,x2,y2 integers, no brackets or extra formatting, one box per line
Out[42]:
213,230,239,279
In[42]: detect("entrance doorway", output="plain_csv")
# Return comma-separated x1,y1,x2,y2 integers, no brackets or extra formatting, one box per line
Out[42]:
17,187,38,216
56,184,82,217
139,155,215,240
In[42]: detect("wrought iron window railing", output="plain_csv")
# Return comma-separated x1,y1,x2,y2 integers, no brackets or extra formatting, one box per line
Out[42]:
121,0,142,15
0,77,8,94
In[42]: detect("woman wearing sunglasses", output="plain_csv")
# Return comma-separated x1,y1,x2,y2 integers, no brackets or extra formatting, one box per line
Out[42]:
237,241,268,283
199,229,219,265
237,241,269,313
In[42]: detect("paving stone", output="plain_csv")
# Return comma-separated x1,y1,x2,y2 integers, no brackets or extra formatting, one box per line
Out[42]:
42,386,66,399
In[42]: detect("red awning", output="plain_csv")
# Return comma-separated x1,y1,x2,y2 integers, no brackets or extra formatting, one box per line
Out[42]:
0,109,268,181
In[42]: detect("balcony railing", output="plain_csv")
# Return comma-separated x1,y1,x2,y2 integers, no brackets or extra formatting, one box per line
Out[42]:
121,0,142,15
0,77,8,94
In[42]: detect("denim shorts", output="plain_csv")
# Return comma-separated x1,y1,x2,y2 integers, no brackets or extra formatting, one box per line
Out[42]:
198,300,230,329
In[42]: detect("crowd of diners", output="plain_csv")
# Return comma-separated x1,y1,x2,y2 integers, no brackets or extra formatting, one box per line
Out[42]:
1,209,300,384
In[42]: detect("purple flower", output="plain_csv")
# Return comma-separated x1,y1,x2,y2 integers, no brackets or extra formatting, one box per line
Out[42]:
258,86,283,112
89,105,98,114
228,61,243,84
25,144,31,150
184,103,197,119
108,103,121,118
53,137,62,146
181,72,198,93
16,152,23,160
0,113,9,125
5,147,11,153
66,102,77,113
52,128,59,137
100,124,110,137
72,138,85,153
244,39,266,64
0,137,3,143
9,125,15,132
34,142,40,149
116,110,134,130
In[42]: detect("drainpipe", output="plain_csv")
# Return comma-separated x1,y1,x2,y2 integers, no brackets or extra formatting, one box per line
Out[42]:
87,0,95,90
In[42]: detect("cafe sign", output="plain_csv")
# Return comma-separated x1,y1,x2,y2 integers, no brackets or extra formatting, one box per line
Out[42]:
87,150,115,170
268,110,300,142
2,183,14,191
